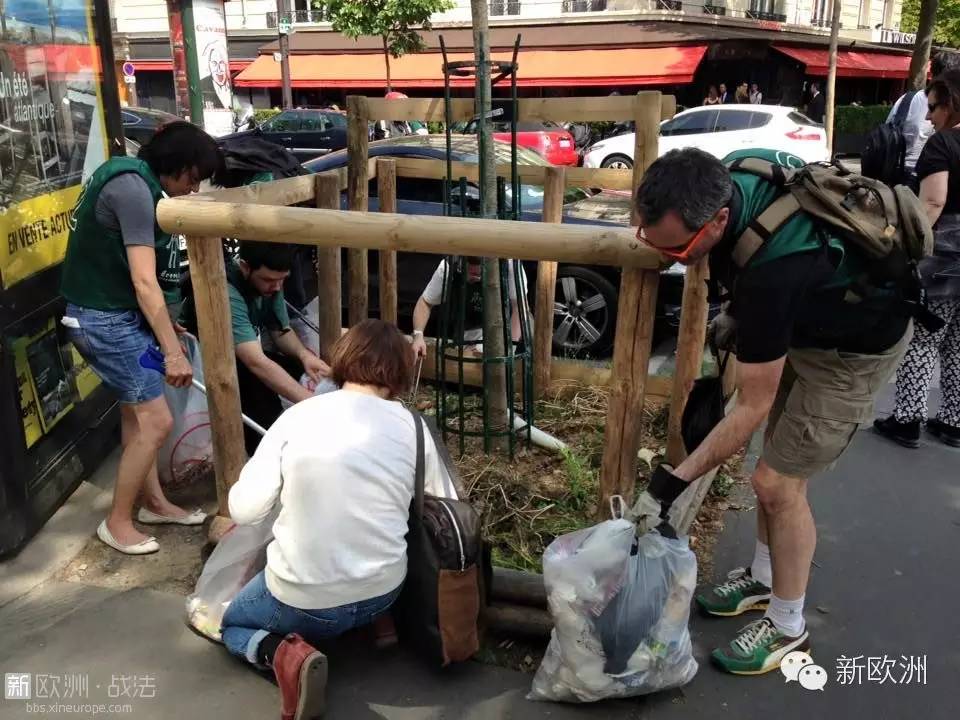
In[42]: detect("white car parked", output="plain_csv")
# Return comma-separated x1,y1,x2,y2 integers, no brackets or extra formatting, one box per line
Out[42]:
582,105,829,170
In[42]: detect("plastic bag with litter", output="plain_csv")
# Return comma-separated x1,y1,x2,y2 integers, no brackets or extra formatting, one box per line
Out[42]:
185,508,278,642
529,515,698,703
158,335,211,487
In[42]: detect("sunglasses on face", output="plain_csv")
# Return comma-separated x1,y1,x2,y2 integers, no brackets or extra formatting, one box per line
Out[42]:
637,222,713,263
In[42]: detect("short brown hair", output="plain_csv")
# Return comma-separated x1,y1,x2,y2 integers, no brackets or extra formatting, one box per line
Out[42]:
330,319,414,398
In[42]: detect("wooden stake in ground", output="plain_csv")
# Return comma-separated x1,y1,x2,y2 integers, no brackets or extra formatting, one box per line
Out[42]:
824,0,843,156
185,235,247,541
377,159,399,326
665,257,710,466
534,166,565,398
346,95,370,325
471,0,509,450
599,92,662,510
314,172,342,357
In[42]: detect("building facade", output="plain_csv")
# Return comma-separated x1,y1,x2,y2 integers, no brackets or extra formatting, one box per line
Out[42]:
114,0,918,116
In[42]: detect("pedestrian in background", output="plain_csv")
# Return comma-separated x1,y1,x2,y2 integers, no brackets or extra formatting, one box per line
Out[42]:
704,85,721,106
60,122,224,555
806,82,826,123
875,69,960,449
718,83,731,104
749,83,763,104
735,82,750,104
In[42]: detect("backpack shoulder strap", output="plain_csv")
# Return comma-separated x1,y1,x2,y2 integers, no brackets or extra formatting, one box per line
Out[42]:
732,193,803,267
726,156,792,186
409,409,425,517
892,91,918,126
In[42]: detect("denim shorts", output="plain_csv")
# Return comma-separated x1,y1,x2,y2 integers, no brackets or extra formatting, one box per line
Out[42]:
64,304,164,405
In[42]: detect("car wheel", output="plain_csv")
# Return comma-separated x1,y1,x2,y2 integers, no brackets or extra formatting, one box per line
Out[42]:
552,266,618,357
600,154,633,170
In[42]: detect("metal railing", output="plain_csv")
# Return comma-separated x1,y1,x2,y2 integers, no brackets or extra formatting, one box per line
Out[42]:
490,0,522,15
266,8,329,29
562,0,608,11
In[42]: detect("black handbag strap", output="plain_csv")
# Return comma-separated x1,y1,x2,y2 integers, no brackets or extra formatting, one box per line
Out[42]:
410,408,425,518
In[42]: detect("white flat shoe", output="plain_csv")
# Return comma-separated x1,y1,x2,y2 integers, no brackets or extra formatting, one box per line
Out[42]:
137,507,207,526
97,520,159,555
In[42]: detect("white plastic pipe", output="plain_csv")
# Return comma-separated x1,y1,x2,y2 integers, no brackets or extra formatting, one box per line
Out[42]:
512,415,567,453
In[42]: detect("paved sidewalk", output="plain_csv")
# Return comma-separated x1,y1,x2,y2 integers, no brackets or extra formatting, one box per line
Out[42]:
0,390,954,719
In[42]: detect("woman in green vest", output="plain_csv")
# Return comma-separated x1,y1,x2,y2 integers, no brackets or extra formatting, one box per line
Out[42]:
60,121,224,555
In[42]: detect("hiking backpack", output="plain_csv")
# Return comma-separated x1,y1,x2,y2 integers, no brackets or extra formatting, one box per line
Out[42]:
726,155,942,330
860,91,918,187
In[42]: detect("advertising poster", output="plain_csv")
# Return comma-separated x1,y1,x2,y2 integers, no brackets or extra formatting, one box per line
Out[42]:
0,0,109,289
193,0,234,136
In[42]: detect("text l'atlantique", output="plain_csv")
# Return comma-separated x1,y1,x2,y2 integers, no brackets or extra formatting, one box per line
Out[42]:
0,71,57,123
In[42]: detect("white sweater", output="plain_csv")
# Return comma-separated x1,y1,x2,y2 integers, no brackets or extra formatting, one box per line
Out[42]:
228,389,456,610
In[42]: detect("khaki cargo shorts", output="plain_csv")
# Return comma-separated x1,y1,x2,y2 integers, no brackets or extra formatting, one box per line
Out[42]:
763,325,912,479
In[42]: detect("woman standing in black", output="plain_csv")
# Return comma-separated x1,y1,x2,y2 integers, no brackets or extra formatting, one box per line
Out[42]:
875,70,960,448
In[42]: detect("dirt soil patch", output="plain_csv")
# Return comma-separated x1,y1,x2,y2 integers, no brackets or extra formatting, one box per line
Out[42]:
58,469,218,596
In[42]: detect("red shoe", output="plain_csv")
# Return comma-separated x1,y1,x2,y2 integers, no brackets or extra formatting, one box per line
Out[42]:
273,633,328,720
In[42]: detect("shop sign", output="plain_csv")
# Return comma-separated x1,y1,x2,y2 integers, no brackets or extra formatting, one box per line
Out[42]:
872,28,917,45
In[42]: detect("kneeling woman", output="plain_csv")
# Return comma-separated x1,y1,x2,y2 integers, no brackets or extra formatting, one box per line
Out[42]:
221,319,453,719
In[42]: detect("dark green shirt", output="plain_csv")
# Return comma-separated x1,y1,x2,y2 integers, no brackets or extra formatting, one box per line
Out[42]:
181,260,290,346
60,157,180,309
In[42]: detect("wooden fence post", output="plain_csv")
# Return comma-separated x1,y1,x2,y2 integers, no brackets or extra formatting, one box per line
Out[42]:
534,166,564,399
186,235,246,540
599,90,662,510
377,158,398,327
346,95,370,325
665,257,710,465
660,94,677,121
314,172,342,357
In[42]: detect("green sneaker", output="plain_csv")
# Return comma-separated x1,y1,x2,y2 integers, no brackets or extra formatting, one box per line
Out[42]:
696,567,772,617
711,618,810,675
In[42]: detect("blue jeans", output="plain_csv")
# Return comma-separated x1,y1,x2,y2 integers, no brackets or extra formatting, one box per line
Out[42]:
221,571,402,667
64,304,163,404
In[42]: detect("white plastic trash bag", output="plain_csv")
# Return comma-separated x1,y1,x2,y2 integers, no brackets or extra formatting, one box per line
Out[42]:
158,335,211,487
529,519,699,703
185,508,278,642
279,375,338,411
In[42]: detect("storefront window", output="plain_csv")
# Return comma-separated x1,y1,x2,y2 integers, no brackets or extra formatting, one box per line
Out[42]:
0,0,110,291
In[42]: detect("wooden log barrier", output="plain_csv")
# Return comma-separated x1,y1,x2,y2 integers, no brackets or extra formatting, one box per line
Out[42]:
484,603,553,638
157,201,661,270
491,567,548,608
533,166,565,399
377,159,399,327
185,236,247,532
314,172,342,358
346,95,370,325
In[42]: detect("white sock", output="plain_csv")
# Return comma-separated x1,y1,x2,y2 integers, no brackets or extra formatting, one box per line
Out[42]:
765,594,806,637
750,540,773,588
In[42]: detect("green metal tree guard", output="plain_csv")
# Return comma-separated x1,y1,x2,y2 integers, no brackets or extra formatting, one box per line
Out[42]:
435,35,534,458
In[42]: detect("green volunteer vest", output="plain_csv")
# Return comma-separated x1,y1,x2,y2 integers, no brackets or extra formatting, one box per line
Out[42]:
60,157,181,310
723,148,867,291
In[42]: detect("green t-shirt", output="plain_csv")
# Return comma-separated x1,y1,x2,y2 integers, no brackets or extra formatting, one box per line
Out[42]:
225,261,290,345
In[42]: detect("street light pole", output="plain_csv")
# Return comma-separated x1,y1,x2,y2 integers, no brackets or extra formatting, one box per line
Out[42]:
277,0,293,109
824,0,843,157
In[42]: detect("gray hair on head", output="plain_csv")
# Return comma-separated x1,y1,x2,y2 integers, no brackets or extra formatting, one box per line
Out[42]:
634,148,733,231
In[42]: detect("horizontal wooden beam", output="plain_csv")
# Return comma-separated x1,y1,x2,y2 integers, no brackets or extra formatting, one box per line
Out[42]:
392,157,632,191
362,95,668,124
157,199,662,269
199,174,317,207
416,335,671,400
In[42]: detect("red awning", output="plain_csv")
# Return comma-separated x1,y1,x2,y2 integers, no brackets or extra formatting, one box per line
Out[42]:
131,59,249,72
773,45,912,79
233,46,707,89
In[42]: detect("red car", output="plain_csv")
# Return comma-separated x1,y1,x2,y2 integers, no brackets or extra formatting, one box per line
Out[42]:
457,120,579,166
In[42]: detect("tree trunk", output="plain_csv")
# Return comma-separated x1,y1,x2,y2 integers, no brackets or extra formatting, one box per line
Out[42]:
824,0,843,156
382,35,392,93
470,0,509,451
909,0,940,90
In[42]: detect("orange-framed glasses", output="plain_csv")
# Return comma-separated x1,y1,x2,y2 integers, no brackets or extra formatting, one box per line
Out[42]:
636,222,713,263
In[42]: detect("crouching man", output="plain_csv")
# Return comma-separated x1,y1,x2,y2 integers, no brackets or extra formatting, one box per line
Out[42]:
181,241,329,453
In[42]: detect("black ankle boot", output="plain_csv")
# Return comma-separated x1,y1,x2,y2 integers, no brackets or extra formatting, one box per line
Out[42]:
873,417,921,448
926,419,960,448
